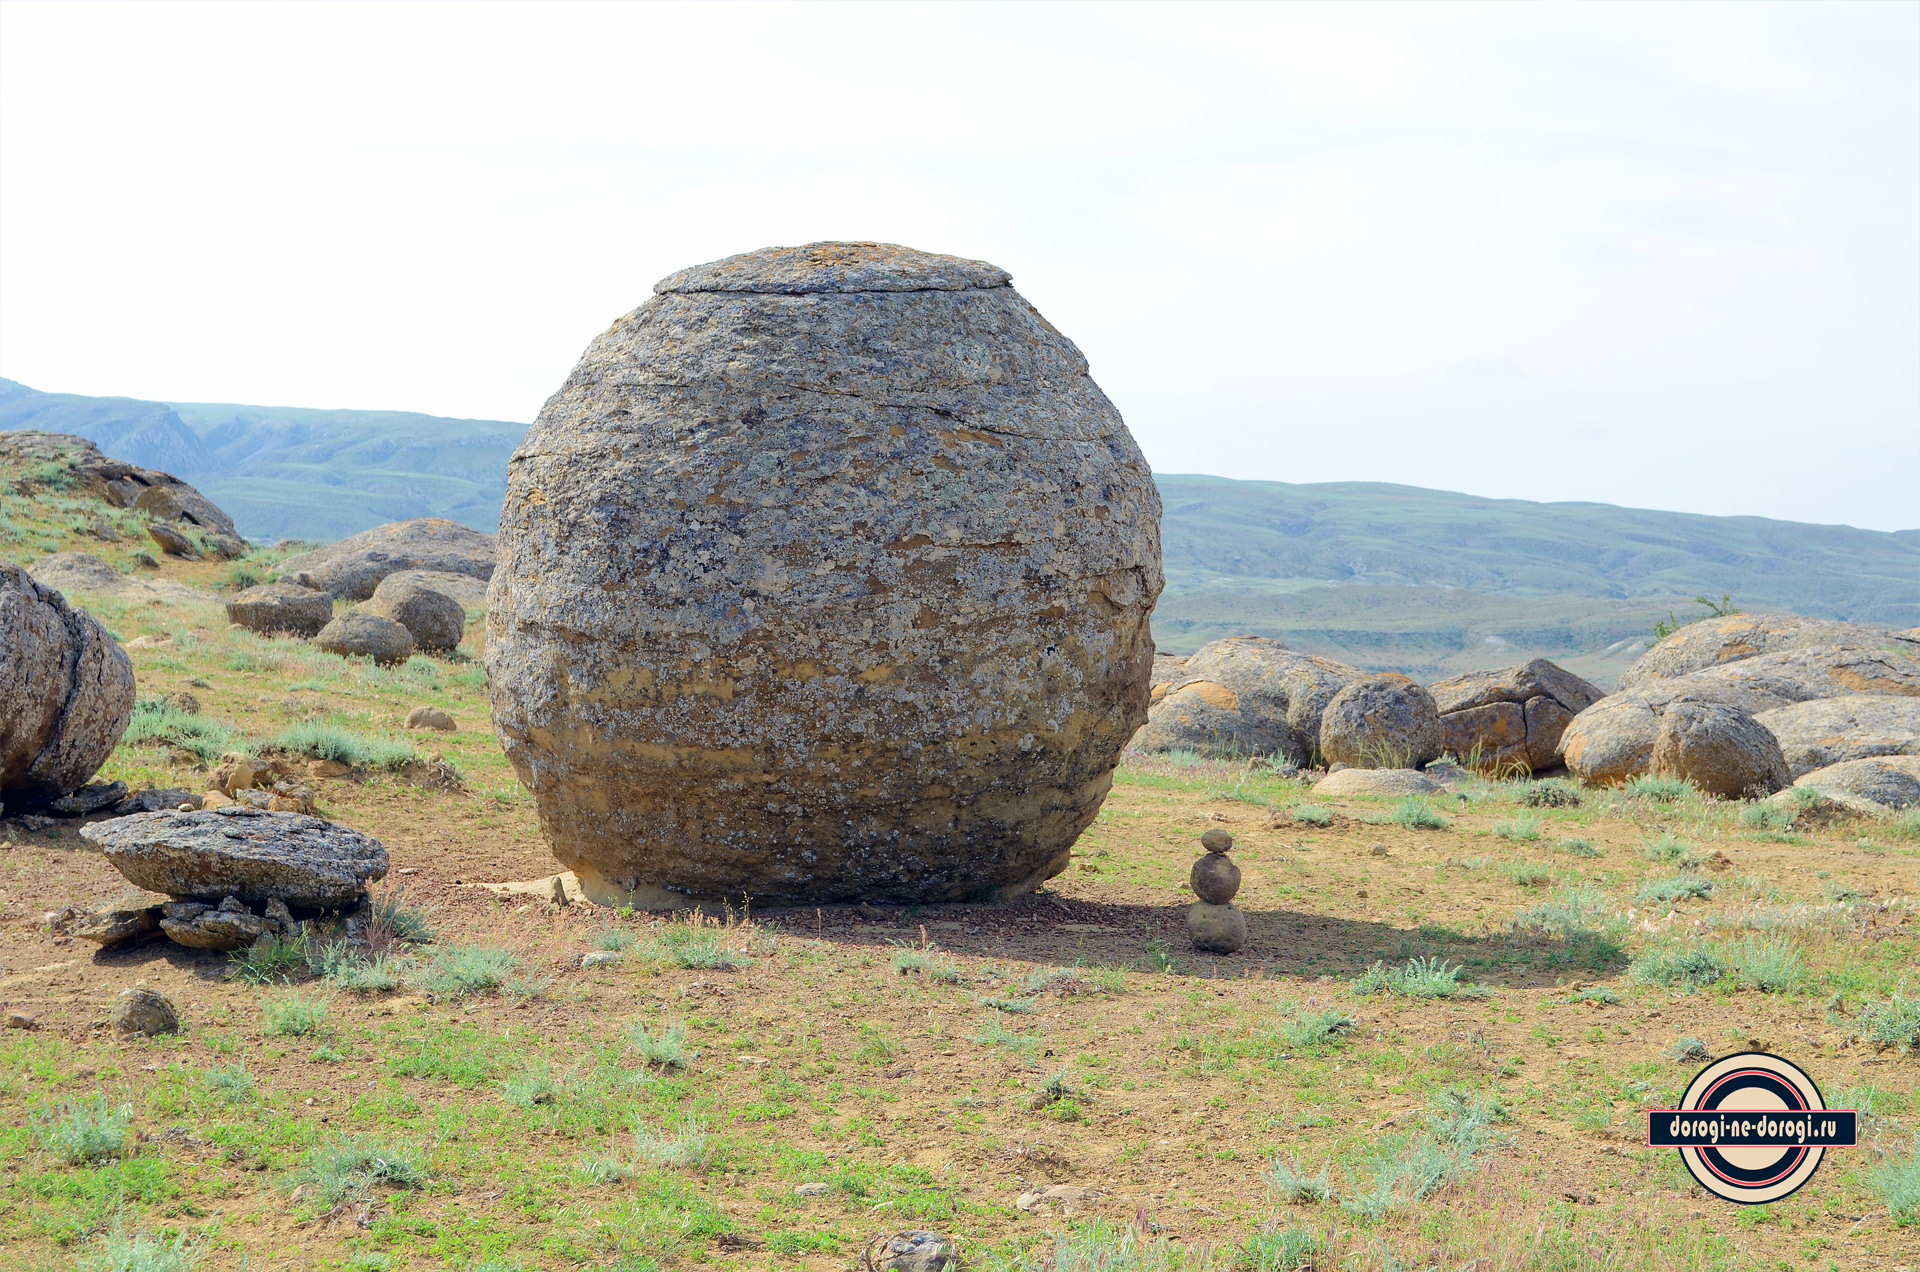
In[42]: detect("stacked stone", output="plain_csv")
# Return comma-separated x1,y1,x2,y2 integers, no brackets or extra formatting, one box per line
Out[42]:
1188,828,1247,953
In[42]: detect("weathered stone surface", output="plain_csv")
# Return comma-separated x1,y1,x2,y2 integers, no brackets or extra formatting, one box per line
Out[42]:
1312,768,1442,798
314,611,415,665
1148,653,1190,705
1794,755,1920,810
486,243,1163,907
1135,636,1359,761
1190,852,1241,904
112,986,178,1036
1439,701,1528,771
278,519,496,601
405,706,456,731
226,582,333,638
110,787,199,815
0,431,238,537
160,895,280,950
367,575,465,651
74,904,162,947
1619,614,1898,689
378,569,490,612
1649,701,1789,798
147,521,198,557
0,560,136,808
1319,674,1443,769
1428,658,1604,716
1188,901,1247,953
1755,695,1920,778
47,780,129,816
1523,695,1577,771
870,1231,958,1272
81,806,389,908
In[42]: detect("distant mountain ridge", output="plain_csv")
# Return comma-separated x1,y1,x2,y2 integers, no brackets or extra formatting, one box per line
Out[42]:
4,376,1915,684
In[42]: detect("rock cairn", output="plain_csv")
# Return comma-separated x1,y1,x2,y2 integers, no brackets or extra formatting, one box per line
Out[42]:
486,242,1163,907
1187,828,1246,953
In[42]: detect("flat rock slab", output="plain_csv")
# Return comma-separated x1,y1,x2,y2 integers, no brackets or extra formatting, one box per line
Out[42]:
80,806,388,909
1313,767,1443,798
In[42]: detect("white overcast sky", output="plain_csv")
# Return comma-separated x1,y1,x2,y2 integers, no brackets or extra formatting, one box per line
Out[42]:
2,1,1915,529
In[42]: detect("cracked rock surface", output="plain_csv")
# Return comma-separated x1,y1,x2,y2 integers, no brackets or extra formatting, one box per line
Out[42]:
487,242,1163,907
80,806,389,908
1,559,136,809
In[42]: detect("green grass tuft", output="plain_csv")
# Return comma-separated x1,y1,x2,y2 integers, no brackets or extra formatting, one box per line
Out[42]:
1388,797,1449,830
287,1137,427,1208
1353,957,1488,999
1626,774,1694,802
1264,1153,1334,1203
270,722,417,769
36,1096,133,1164
262,990,330,1037
1859,992,1920,1052
627,1020,695,1068
1492,815,1542,841
1632,946,1729,989
1635,874,1712,904
202,1063,255,1105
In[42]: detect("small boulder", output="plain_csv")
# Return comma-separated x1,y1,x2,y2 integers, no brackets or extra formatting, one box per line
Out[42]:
368,575,465,652
80,806,389,909
209,753,264,794
1188,901,1247,953
147,521,198,558
1190,853,1241,904
375,569,490,612
405,706,456,731
160,895,280,950
871,1232,958,1272
1438,701,1529,773
165,692,201,715
1428,658,1604,717
27,551,124,593
73,904,163,948
226,582,334,638
1754,695,1920,778
112,986,179,1036
1200,828,1233,853
1313,768,1442,798
1793,755,1920,810
1318,675,1443,770
1,559,136,809
314,611,415,666
1649,701,1789,798
46,780,130,817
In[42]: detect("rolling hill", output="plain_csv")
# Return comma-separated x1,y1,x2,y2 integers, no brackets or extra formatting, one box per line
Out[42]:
4,376,1915,685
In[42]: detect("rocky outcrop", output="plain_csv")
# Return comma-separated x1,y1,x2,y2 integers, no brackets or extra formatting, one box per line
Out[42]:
226,582,334,638
277,518,496,600
1560,644,1920,786
28,552,200,604
1618,613,1898,689
1429,658,1602,773
1318,674,1442,769
1793,755,1920,810
1649,701,1789,798
1313,768,1443,798
486,242,1163,907
1134,636,1359,762
0,430,239,539
80,806,389,908
367,574,465,652
1755,695,1920,778
314,611,415,665
1,560,136,808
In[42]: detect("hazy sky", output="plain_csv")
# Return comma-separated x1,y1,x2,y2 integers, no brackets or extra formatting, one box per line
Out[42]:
3,1,1915,530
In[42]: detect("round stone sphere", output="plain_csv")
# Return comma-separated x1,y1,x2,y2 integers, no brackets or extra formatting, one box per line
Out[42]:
486,242,1164,908
1188,901,1247,954
1190,852,1241,904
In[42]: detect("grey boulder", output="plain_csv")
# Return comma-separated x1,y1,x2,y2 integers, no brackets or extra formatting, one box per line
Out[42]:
1135,637,1360,762
1755,695,1920,778
1429,658,1602,773
376,569,490,612
1793,755,1920,810
47,780,130,816
278,518,496,601
1,560,136,808
112,986,179,1036
314,611,415,665
367,574,465,652
80,806,389,909
1649,701,1789,798
1318,674,1443,769
1188,901,1248,953
1619,613,1899,689
226,582,334,638
1313,768,1442,798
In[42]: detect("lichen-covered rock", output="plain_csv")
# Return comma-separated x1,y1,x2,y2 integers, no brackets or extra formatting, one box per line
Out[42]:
1133,636,1359,762
1619,614,1898,689
314,611,415,665
1188,901,1247,953
405,706,456,731
376,568,491,612
1312,768,1442,798
1429,659,1602,773
46,780,129,816
1754,695,1920,778
1318,674,1443,769
159,895,282,951
112,986,178,1036
1793,755,1920,810
74,904,162,948
1649,701,1789,798
226,582,334,638
0,560,136,808
367,575,465,651
486,242,1163,907
81,806,389,908
277,518,496,600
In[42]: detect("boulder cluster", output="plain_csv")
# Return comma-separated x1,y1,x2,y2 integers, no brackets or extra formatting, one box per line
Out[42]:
74,806,390,952
0,430,244,559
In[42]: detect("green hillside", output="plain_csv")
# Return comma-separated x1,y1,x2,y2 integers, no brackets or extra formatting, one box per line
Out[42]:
4,377,1915,686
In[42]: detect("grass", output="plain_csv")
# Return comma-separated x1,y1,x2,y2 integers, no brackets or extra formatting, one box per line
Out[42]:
228,930,310,984
414,944,517,997
366,885,436,947
632,1121,712,1170
1500,860,1553,888
1265,1153,1335,1203
1867,1140,1920,1222
202,1063,254,1105
1276,1006,1353,1050
1639,833,1696,864
1554,837,1600,858
647,920,743,971
76,1225,203,1272
270,722,417,769
1352,957,1487,999
1635,874,1712,905
1339,1087,1502,1218
1727,934,1804,993
1521,779,1581,809
312,945,404,992
36,1096,133,1164
627,1020,695,1068
1859,992,1920,1052
262,990,329,1037
120,696,245,763
892,944,963,983
1666,1036,1712,1063
1625,775,1693,802
1031,1218,1212,1272
1241,1225,1323,1272
1491,814,1542,841
1289,804,1333,827
287,1137,427,1208
1632,945,1730,989
1388,797,1448,830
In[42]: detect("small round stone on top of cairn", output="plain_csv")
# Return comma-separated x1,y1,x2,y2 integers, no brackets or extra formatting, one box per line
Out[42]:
1188,828,1247,953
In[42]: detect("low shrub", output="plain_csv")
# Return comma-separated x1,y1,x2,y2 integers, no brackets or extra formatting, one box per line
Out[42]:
1389,797,1448,830
1264,1153,1334,1203
1353,957,1487,999
36,1096,133,1163
1860,992,1920,1052
1493,815,1542,842
121,696,245,763
632,1120,711,1170
287,1137,427,1207
415,944,517,997
1636,874,1713,904
627,1020,695,1068
1521,779,1582,809
1632,946,1729,989
1626,775,1693,802
263,990,330,1037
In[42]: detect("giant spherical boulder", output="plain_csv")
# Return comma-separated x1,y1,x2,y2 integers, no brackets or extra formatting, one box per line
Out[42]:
314,611,415,665
486,242,1164,907
1317,674,1443,770
1,560,136,808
